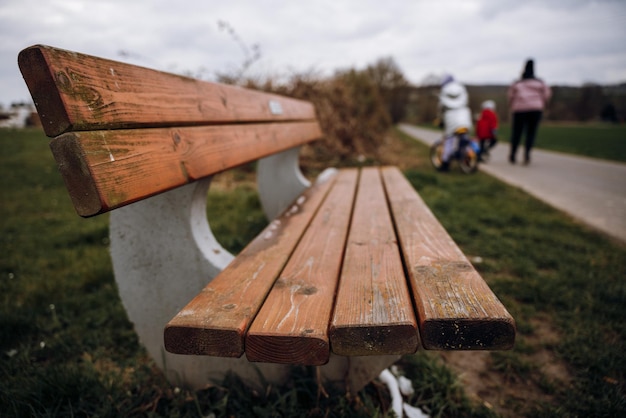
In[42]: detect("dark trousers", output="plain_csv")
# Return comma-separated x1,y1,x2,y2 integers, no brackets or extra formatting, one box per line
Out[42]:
479,138,497,155
510,110,542,161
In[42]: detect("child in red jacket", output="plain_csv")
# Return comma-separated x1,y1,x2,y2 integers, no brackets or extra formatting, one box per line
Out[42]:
476,100,498,160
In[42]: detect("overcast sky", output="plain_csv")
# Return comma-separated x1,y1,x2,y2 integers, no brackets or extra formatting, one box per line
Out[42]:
1,0,625,106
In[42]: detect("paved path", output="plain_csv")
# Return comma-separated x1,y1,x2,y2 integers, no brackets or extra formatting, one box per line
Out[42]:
398,124,626,244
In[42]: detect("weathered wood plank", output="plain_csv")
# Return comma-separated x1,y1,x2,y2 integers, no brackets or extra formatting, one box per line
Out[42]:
164,172,338,357
18,45,316,137
246,169,358,365
380,166,516,350
50,121,322,217
330,167,418,356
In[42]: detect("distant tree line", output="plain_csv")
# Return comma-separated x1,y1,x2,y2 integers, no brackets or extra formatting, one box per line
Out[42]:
406,83,626,125
218,53,624,164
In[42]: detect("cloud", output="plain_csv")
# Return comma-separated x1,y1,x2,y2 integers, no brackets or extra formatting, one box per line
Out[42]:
2,0,625,106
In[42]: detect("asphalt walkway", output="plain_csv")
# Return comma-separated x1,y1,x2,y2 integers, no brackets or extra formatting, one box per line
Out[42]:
398,124,626,244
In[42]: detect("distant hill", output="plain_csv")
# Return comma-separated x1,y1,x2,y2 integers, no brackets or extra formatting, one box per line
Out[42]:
406,83,626,124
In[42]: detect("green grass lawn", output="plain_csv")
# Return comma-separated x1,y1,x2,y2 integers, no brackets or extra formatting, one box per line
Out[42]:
1,127,625,417
497,122,626,163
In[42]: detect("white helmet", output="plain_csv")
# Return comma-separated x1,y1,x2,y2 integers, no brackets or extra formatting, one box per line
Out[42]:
440,80,468,110
482,100,496,110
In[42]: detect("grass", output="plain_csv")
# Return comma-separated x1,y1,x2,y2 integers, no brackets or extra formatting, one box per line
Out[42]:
1,127,625,417
394,128,626,416
496,122,626,163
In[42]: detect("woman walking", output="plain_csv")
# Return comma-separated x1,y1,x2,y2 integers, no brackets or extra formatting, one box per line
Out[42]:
507,59,551,165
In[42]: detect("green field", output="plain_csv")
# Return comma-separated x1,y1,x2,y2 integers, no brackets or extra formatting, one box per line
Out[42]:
1,127,625,417
497,122,626,163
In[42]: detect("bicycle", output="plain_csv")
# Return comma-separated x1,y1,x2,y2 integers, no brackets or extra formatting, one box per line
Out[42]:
430,129,480,174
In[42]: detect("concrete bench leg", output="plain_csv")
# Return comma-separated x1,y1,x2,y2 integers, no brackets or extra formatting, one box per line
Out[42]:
257,146,311,220
110,178,292,389
110,148,401,393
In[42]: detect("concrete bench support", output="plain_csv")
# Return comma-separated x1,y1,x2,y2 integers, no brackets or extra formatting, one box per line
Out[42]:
108,148,397,392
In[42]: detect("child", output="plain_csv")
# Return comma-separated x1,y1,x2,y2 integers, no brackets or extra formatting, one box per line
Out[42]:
438,75,472,171
475,100,498,160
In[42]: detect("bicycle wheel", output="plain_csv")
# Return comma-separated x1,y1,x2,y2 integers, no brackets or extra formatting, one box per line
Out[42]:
430,140,445,170
459,146,479,174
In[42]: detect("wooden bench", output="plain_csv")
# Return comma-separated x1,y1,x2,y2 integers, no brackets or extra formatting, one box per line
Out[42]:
19,44,515,393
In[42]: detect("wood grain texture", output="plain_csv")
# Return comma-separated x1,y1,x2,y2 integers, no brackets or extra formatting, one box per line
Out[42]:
18,45,317,137
246,169,358,365
164,172,338,357
50,121,322,216
330,167,418,356
380,166,516,350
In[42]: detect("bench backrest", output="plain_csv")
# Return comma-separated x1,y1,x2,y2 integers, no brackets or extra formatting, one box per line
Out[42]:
18,45,322,217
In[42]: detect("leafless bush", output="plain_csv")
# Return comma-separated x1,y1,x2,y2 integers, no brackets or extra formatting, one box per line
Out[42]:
235,69,392,167
212,22,411,166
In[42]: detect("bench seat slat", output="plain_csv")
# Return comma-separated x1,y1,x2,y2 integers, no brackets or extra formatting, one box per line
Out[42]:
19,45,317,137
245,169,358,365
381,166,516,350
50,121,322,216
163,171,338,357
330,167,419,356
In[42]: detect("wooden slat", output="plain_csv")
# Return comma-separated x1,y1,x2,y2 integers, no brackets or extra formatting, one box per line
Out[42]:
329,167,418,356
50,121,322,217
245,169,358,365
164,172,338,357
380,166,516,350
18,45,316,137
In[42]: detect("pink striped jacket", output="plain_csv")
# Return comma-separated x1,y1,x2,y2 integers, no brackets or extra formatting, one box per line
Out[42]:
508,78,551,113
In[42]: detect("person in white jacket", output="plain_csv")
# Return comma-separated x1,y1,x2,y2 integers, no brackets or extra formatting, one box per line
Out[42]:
438,75,473,171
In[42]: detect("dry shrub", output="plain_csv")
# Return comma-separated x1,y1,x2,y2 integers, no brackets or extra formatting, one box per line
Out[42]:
214,24,407,167
239,68,392,169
